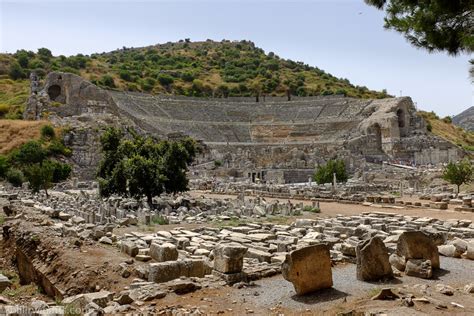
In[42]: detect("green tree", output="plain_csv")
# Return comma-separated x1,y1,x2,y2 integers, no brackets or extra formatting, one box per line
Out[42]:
157,73,174,86
15,141,47,165
49,160,72,183
24,162,54,197
365,0,473,77
16,51,30,68
37,48,53,62
101,75,116,88
313,159,348,185
9,62,25,80
6,169,24,187
442,158,473,195
97,127,197,207
365,0,473,55
125,155,166,206
0,155,10,178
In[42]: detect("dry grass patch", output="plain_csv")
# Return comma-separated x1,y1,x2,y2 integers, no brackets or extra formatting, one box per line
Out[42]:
418,111,474,151
0,119,49,154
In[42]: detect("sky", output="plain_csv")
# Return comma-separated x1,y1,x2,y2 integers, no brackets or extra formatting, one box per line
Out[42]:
1,0,472,116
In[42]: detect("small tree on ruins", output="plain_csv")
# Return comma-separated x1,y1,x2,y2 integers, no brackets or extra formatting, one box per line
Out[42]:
313,159,348,185
97,127,197,208
442,158,473,195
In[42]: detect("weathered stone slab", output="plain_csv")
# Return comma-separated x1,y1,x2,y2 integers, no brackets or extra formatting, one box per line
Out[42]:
282,244,333,295
120,240,139,257
149,242,178,262
148,259,211,283
396,231,439,269
356,237,392,281
213,243,247,274
405,259,432,279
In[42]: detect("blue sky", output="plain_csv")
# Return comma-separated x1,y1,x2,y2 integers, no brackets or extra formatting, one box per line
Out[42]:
1,0,472,116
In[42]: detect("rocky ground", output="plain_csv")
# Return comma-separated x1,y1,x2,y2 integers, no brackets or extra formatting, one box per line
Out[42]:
0,184,473,315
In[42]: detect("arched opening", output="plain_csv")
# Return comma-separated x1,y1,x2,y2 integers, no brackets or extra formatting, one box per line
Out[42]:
371,124,382,152
396,109,405,128
47,85,61,101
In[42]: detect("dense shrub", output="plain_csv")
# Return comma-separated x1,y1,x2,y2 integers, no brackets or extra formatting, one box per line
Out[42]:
101,75,116,88
157,74,174,86
427,122,433,132
314,159,348,185
6,168,24,187
15,141,47,165
48,160,72,183
41,124,56,139
5,126,72,194
9,62,25,80
0,155,10,178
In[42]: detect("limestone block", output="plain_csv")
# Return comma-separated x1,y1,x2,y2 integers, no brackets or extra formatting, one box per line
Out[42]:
396,231,439,269
245,248,272,263
0,274,12,292
389,253,406,271
438,245,462,258
120,240,139,257
356,237,393,281
340,242,356,257
149,242,178,262
466,242,474,260
282,244,333,295
405,259,432,279
148,259,210,283
430,202,448,210
62,291,113,309
213,243,248,274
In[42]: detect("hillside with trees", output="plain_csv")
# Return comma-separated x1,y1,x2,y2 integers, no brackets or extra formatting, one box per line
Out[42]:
0,40,390,119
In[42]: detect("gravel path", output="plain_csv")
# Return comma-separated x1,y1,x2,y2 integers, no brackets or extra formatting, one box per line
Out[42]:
234,257,474,312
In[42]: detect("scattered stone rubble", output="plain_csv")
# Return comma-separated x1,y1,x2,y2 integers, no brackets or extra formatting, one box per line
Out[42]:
1,184,474,314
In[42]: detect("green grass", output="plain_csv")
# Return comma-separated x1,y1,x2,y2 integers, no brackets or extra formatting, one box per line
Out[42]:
2,283,40,298
0,79,29,119
366,287,381,298
0,215,4,225
303,205,321,213
150,214,169,225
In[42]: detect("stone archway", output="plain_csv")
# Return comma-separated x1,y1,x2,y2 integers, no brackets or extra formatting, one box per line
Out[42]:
396,109,405,128
47,85,61,101
371,123,382,152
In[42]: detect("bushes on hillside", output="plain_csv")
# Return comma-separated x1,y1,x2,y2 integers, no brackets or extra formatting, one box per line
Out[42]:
41,124,56,139
100,75,116,88
3,41,389,100
0,125,72,196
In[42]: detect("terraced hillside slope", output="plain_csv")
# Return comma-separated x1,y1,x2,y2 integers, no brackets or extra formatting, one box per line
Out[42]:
0,40,390,119
24,72,462,182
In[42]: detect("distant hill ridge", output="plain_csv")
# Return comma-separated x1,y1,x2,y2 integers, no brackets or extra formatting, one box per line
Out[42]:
453,106,474,131
0,39,389,119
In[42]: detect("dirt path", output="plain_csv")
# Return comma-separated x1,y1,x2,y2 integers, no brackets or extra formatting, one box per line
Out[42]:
189,191,474,222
